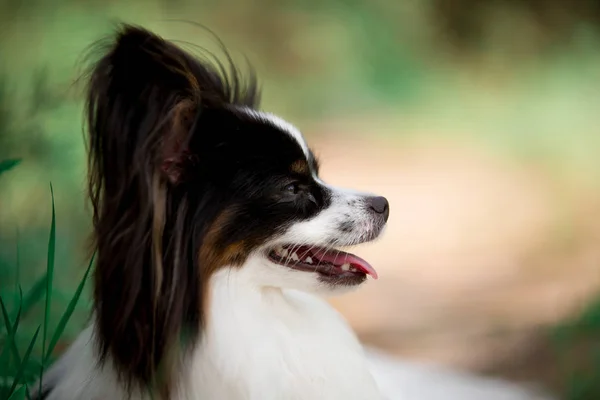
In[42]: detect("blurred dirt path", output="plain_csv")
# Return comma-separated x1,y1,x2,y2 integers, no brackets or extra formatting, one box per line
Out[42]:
307,128,600,389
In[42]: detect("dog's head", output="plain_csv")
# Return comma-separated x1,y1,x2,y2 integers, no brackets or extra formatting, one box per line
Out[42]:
86,24,388,395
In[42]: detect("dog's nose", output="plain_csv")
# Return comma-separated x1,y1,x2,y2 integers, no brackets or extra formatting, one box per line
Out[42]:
368,196,389,222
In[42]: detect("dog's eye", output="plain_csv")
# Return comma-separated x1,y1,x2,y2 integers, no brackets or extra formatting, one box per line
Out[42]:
283,182,300,194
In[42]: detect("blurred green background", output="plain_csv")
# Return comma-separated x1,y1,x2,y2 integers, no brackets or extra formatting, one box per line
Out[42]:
2,0,600,398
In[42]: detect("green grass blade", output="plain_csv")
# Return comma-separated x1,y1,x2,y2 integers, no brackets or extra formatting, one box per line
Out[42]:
12,275,47,321
44,252,95,366
0,295,18,373
0,326,10,374
14,290,34,400
0,159,21,176
14,227,21,308
39,183,56,394
0,294,23,375
8,325,40,397
0,290,23,367
8,385,27,400
0,344,9,375
0,293,14,333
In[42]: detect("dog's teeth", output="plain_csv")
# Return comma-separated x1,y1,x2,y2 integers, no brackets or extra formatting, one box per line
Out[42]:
305,257,313,264
350,266,357,272
341,263,350,271
275,246,284,256
291,252,299,261
281,249,289,257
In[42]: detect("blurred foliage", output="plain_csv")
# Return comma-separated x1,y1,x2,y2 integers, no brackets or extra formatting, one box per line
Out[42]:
552,299,600,400
431,0,600,51
0,164,93,400
1,0,600,399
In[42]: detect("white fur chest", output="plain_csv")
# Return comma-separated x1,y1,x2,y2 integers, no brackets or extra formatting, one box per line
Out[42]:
184,269,383,400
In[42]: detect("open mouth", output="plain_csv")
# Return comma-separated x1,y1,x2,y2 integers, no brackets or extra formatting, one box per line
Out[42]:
267,244,378,281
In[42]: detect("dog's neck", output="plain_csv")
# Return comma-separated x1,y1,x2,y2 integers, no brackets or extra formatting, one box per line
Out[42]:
182,266,383,400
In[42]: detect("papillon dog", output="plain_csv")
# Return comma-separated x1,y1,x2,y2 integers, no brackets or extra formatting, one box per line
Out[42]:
36,24,389,399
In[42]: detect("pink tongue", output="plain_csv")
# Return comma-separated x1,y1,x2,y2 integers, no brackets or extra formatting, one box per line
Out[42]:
311,249,378,280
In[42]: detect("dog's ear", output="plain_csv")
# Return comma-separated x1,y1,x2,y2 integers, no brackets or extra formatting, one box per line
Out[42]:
85,24,204,394
87,25,199,186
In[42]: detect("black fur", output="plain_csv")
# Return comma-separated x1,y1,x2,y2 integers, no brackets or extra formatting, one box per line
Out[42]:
84,24,329,397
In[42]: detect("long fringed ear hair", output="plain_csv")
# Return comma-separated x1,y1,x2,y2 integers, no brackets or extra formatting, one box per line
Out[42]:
85,24,259,396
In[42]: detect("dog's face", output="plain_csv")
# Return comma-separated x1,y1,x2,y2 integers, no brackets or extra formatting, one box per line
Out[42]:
188,108,389,294
87,25,389,390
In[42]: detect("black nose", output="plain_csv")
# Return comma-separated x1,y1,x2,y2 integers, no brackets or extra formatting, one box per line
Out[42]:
368,196,389,222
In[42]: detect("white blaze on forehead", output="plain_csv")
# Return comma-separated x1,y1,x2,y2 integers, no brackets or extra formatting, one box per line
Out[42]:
237,107,310,158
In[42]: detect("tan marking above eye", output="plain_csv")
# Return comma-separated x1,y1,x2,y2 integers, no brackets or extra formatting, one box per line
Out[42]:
290,159,310,175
